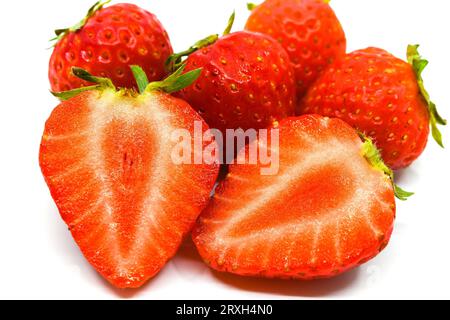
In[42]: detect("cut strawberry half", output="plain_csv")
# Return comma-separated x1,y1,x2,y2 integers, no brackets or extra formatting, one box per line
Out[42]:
193,115,408,279
40,66,219,288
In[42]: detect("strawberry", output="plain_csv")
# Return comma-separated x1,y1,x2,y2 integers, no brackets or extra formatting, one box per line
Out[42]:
299,45,446,169
245,0,346,103
169,14,296,134
193,115,409,280
49,1,173,92
40,66,219,288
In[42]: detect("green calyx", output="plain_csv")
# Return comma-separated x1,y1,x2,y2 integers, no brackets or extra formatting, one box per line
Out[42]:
143,65,202,94
165,11,235,73
130,64,203,94
50,0,111,44
130,65,150,94
407,44,447,148
360,134,414,201
223,11,236,36
51,67,115,100
165,35,219,73
51,65,202,100
247,3,257,10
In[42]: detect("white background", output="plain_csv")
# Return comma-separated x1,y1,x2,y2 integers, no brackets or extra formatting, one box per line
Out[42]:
0,0,449,300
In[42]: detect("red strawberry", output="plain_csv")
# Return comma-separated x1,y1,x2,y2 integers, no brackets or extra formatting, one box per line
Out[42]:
40,67,219,288
299,45,446,169
245,0,346,102
170,14,296,133
193,115,408,280
49,1,173,92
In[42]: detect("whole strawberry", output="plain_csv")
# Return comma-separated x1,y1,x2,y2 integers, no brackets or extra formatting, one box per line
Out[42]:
49,1,173,92
170,14,296,133
299,46,446,170
245,0,346,103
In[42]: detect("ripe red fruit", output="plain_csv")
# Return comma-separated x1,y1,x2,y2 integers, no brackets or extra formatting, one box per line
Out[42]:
299,45,446,169
49,1,173,92
245,0,346,102
40,67,219,288
193,115,404,280
171,15,296,133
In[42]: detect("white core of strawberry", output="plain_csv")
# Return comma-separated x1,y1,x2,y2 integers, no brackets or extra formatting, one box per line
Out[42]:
85,90,176,272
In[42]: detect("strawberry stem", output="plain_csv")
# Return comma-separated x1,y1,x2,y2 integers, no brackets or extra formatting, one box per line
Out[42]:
165,11,236,72
360,133,414,201
50,0,111,44
407,44,447,148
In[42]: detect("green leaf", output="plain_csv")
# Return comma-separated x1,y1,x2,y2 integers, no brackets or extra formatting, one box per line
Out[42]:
394,185,415,202
360,133,413,201
247,3,257,10
165,34,219,72
51,67,115,101
146,65,202,94
130,65,149,94
165,11,235,72
71,67,115,89
51,85,101,101
223,11,236,36
50,0,111,44
407,44,447,147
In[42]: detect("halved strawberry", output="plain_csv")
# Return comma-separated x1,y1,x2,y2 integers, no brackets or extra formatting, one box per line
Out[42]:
40,67,219,288
193,115,408,279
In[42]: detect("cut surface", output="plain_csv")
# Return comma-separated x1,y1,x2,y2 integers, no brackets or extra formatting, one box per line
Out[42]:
193,115,395,279
40,90,218,288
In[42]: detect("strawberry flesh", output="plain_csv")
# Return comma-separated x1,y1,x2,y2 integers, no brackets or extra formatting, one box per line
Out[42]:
40,90,219,288
193,115,395,279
